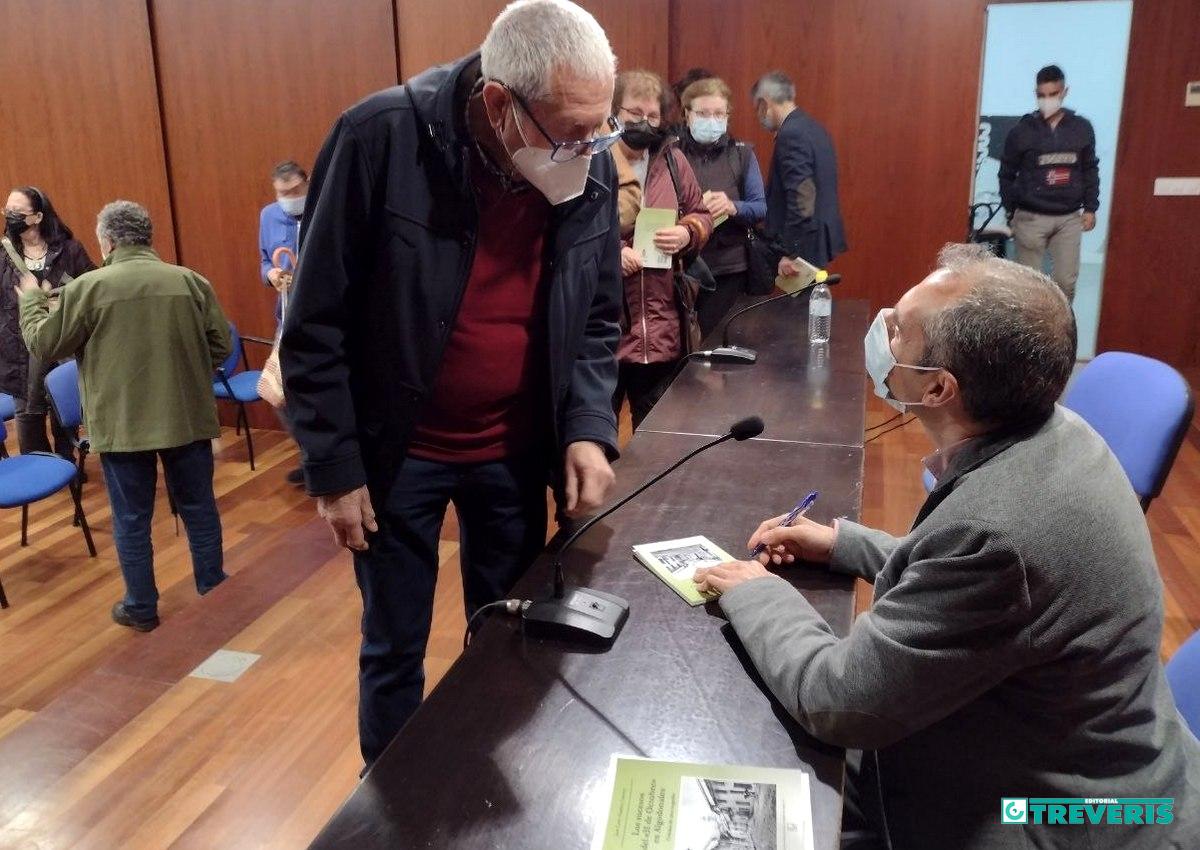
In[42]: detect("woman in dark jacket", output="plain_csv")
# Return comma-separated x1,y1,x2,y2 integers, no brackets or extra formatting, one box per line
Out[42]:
2,186,95,455
611,71,714,429
679,77,768,337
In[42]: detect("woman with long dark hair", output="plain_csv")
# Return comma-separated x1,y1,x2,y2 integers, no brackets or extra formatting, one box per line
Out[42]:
1,186,95,455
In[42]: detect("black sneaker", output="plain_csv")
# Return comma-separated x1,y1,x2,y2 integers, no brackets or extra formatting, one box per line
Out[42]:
111,602,160,632
286,467,305,486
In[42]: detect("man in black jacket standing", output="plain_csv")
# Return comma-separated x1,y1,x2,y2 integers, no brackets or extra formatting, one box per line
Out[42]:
282,0,625,766
999,65,1099,302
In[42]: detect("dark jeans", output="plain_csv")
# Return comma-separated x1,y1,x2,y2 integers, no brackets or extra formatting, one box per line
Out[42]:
355,452,548,765
696,270,748,340
841,749,889,849
100,440,226,621
613,360,678,430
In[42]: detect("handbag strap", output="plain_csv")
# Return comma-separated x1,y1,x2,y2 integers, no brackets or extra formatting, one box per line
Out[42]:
661,143,685,217
1,238,30,276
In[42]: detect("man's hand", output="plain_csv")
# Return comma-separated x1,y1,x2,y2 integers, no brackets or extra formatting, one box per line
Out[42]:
267,267,292,293
563,440,615,518
13,270,47,300
317,485,378,552
747,513,836,566
653,225,691,255
620,246,644,277
1081,211,1096,232
694,559,771,594
702,191,737,219
777,256,801,278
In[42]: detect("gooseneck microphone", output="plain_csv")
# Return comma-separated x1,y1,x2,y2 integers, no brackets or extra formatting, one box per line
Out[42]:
520,415,766,646
689,273,843,365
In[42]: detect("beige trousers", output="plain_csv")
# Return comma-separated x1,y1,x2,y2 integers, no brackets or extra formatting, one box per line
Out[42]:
1011,208,1082,301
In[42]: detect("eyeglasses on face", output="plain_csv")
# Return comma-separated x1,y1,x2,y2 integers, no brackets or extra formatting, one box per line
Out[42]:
498,82,624,163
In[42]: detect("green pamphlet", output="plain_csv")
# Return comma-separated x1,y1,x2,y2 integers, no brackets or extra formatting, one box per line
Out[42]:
634,208,678,270
632,535,732,606
592,755,815,850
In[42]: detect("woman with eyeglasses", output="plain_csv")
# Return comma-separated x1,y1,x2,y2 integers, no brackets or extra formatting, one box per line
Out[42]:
679,77,768,337
1,186,95,456
611,70,714,429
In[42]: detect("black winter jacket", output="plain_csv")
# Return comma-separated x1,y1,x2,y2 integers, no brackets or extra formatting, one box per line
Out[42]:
0,238,95,397
999,109,1099,216
281,54,622,502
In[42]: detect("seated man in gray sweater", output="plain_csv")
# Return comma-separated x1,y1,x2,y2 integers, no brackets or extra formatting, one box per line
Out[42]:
694,243,1200,849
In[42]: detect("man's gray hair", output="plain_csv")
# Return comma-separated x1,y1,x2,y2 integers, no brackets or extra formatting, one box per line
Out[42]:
921,243,1077,429
751,71,795,104
480,0,616,102
97,200,153,248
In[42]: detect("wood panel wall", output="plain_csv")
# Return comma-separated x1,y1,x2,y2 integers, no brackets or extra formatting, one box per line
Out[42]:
1096,0,1200,365
0,0,175,262
671,0,986,312
4,0,1197,430
149,0,398,427
394,0,669,80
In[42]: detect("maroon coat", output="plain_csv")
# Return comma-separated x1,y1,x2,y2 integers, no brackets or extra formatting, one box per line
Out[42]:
617,141,713,365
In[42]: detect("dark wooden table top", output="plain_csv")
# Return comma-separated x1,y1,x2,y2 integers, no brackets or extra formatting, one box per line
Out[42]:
640,296,870,448
308,300,871,850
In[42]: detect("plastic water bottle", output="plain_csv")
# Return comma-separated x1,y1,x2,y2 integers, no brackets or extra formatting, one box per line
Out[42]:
808,282,832,343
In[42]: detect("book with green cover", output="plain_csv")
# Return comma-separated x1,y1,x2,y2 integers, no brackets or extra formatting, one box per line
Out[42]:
592,755,814,850
634,208,677,270
632,535,733,606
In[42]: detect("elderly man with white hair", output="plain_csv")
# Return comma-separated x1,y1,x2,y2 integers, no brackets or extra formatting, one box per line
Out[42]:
283,0,625,764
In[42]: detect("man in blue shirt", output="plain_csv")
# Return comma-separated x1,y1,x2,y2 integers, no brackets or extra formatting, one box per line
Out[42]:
258,160,308,485
259,160,307,320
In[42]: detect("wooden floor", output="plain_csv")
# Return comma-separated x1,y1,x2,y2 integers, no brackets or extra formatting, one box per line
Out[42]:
0,388,1197,849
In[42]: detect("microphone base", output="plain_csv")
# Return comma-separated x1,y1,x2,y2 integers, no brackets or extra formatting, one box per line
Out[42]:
521,586,630,646
702,345,758,364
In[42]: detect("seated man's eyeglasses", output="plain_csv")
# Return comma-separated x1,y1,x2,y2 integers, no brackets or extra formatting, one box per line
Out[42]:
500,82,623,163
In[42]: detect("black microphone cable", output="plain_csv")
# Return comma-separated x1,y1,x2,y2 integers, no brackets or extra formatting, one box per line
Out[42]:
864,416,916,444
865,411,904,432
463,597,526,650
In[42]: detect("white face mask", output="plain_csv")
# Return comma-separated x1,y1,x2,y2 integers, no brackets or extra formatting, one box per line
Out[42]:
1037,96,1063,119
506,104,591,206
689,116,727,145
864,310,941,412
277,195,306,217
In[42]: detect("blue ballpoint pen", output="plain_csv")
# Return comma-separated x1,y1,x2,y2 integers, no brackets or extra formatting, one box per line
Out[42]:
749,491,819,558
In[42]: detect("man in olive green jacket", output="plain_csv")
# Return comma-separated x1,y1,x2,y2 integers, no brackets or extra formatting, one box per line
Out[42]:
18,200,232,632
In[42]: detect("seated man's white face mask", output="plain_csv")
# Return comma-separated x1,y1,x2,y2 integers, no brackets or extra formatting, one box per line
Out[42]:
863,309,942,413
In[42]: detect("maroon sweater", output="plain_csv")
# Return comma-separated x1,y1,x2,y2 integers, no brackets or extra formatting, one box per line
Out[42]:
407,154,551,464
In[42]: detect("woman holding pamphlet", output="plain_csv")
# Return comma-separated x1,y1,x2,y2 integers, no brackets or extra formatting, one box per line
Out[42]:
611,70,713,429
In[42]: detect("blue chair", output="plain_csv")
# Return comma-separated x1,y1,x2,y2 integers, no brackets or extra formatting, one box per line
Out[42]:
0,417,96,608
213,322,273,470
921,352,1193,511
45,360,89,482
0,393,15,423
1166,629,1200,738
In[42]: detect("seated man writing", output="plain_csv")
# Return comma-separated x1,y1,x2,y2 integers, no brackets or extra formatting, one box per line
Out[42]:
695,243,1200,849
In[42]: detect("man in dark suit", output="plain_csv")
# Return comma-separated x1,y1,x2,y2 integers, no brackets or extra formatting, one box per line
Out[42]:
753,71,847,278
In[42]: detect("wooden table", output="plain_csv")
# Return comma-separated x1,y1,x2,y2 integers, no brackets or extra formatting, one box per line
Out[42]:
309,295,869,850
